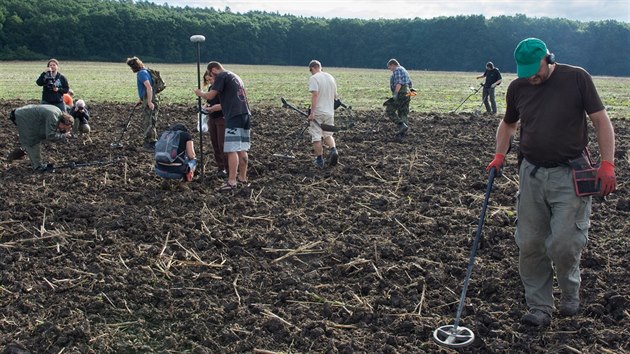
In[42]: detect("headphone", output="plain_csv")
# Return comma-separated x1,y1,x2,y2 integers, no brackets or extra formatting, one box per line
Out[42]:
546,53,556,65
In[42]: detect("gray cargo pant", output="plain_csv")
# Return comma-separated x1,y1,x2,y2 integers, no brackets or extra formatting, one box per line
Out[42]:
515,159,591,314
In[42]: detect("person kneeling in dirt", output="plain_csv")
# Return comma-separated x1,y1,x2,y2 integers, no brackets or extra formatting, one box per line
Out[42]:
7,104,73,171
154,123,197,182
308,60,339,168
69,99,91,136
385,58,413,140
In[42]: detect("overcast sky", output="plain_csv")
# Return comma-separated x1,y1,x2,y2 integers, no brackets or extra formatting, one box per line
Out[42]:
153,0,629,22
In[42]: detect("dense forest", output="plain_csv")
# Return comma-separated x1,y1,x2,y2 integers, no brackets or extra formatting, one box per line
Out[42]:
1,0,629,76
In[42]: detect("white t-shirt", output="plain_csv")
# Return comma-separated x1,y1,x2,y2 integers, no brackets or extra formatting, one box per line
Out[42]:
308,71,337,117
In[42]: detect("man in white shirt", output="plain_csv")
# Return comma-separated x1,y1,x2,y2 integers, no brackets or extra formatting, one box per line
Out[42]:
308,60,339,168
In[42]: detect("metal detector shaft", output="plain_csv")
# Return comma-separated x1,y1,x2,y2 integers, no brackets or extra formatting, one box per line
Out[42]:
452,84,483,113
191,34,206,179
50,158,122,171
112,103,140,147
281,97,308,117
281,97,340,132
452,167,496,330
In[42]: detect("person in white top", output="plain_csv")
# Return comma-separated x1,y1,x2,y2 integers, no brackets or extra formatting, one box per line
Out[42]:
307,60,339,168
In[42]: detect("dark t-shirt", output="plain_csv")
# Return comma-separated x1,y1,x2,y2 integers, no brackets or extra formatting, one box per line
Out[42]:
504,64,605,163
210,71,251,120
483,68,502,88
206,90,223,119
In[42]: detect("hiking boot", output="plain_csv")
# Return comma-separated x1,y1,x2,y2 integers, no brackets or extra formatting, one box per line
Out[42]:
559,298,580,317
521,309,551,326
143,141,156,151
395,123,409,139
313,157,324,168
398,122,409,135
7,148,27,162
328,149,339,167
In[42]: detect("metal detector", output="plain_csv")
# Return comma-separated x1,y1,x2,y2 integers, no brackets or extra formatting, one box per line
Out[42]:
191,34,206,179
280,97,342,132
111,102,141,148
45,158,123,172
451,83,483,114
433,167,497,349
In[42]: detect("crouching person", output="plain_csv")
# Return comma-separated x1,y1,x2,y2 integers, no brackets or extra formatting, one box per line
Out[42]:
69,99,91,143
8,104,73,171
154,123,197,182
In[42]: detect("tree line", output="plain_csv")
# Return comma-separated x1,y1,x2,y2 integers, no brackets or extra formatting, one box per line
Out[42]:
1,0,629,76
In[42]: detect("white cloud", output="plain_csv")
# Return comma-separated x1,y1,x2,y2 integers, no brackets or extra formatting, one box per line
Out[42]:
156,0,629,22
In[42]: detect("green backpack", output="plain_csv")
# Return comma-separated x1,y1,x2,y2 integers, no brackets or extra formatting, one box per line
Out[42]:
146,68,166,94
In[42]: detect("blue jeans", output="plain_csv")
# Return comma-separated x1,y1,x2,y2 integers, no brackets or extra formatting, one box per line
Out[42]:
482,87,496,114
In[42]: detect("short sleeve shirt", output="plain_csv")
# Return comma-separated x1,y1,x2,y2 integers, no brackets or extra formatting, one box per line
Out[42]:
210,71,251,120
504,64,605,162
137,69,153,100
308,71,337,117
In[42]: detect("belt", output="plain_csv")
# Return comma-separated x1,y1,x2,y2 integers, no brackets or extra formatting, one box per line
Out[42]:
528,160,561,168
525,158,567,178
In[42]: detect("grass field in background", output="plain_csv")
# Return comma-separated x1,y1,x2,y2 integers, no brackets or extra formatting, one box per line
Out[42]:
0,61,628,118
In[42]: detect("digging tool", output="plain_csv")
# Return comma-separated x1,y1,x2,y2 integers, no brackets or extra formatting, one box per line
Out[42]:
451,83,483,114
191,34,206,179
45,158,123,172
280,97,340,132
111,102,141,148
433,167,497,349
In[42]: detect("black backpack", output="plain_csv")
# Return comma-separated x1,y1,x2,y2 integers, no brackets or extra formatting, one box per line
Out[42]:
155,130,185,164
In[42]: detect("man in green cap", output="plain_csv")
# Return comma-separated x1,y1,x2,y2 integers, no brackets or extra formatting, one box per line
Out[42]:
486,38,616,327
8,104,74,171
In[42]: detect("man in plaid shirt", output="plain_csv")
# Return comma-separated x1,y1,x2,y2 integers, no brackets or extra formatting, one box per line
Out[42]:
386,58,413,140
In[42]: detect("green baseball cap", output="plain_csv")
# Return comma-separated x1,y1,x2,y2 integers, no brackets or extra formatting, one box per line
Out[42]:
514,38,548,78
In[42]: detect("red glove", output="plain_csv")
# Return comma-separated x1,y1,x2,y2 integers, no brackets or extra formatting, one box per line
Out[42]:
486,153,505,174
596,160,616,196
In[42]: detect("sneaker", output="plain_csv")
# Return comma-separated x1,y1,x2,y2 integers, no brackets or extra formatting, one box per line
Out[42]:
143,141,156,151
313,157,324,168
217,169,228,179
328,150,339,167
559,298,580,317
521,309,551,326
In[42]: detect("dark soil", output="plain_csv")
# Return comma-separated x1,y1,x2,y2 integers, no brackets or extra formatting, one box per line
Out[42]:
1,100,629,353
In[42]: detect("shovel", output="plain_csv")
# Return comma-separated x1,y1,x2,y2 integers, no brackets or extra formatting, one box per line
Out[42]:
433,167,497,349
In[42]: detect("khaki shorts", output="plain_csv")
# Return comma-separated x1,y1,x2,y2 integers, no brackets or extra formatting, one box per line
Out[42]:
308,113,334,142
